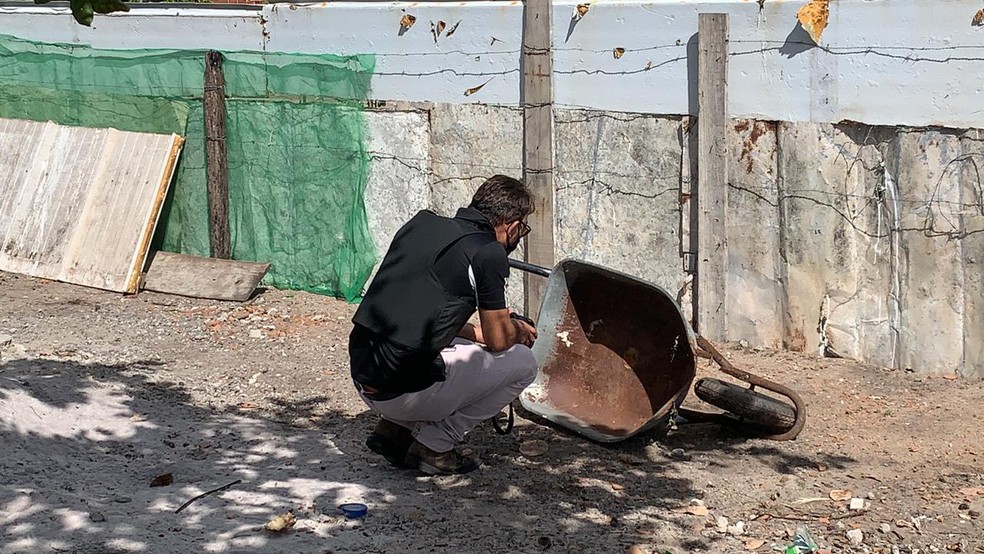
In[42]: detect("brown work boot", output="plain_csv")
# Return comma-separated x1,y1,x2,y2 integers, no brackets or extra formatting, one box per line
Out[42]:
365,419,414,468
403,440,480,475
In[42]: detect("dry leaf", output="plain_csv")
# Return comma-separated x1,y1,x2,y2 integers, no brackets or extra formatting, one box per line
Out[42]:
463,79,492,97
575,4,589,19
446,21,461,37
796,0,830,44
150,473,174,487
673,505,710,516
436,20,446,34
520,439,549,457
613,47,625,60
829,489,852,501
264,511,296,533
399,13,416,30
959,486,984,497
745,539,766,550
974,9,984,26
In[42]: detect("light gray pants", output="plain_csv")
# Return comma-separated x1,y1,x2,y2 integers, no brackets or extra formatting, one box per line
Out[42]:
359,338,538,452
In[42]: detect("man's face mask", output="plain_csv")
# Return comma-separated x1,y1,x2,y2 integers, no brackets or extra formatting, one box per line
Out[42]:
506,220,532,254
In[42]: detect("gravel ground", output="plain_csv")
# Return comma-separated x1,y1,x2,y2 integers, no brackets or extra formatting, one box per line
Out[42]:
1,270,982,554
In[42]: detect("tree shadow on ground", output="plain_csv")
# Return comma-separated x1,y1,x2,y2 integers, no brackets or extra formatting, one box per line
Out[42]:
0,356,853,553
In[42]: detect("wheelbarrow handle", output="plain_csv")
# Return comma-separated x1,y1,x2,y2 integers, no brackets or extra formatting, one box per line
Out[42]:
508,258,552,278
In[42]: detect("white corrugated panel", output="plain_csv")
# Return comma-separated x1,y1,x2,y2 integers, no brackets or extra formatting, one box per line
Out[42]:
0,118,183,293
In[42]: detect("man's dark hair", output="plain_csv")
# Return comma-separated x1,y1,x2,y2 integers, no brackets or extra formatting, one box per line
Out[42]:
468,175,535,226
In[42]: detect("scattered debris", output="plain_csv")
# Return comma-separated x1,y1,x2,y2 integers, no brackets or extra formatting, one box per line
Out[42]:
174,479,242,514
150,473,174,487
796,0,830,44
520,439,549,457
744,538,766,551
399,13,416,31
673,504,709,517
849,497,865,511
846,528,864,545
716,516,729,533
464,78,493,97
879,523,891,534
89,512,106,523
617,453,647,466
613,47,625,60
265,511,297,533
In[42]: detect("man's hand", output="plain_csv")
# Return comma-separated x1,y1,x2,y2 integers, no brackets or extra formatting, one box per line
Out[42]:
512,318,537,348
478,308,537,352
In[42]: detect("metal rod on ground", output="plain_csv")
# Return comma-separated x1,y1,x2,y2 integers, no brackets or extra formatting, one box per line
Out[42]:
204,50,231,260
695,13,730,341
521,0,555,319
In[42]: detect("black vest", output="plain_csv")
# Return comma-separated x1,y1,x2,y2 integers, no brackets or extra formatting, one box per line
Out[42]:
353,210,488,356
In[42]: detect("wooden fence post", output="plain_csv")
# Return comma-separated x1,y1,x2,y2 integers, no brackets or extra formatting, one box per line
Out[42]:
522,0,555,317
696,13,729,340
204,50,231,260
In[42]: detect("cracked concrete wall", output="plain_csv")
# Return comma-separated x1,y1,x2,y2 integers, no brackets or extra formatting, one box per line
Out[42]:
362,105,984,378
727,122,984,378
428,105,690,316
727,120,784,349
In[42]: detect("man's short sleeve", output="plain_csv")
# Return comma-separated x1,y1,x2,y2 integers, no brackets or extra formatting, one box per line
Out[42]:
470,241,509,310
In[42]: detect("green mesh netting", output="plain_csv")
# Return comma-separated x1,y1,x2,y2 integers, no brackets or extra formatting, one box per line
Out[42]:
0,34,377,301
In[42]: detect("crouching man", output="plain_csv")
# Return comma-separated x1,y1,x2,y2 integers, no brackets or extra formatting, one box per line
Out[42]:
348,175,539,475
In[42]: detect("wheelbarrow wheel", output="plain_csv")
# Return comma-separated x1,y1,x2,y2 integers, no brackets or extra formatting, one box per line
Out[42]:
694,378,797,432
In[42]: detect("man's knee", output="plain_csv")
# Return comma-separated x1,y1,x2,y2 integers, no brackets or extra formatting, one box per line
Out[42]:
505,344,538,383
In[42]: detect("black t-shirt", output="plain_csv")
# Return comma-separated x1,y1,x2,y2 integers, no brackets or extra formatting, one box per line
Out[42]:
349,208,509,394
433,233,509,311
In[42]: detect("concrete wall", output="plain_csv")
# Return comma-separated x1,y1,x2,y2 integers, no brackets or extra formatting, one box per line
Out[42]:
4,1,984,127
359,103,984,378
3,3,983,376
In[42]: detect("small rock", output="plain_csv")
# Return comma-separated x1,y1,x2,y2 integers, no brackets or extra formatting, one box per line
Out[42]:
880,523,891,534
846,528,864,545
89,512,106,523
969,509,981,519
849,498,865,511
727,521,745,536
670,448,686,459
249,329,264,339
867,492,876,500
959,502,970,510
716,516,729,533
113,496,132,503
738,339,750,349
690,498,705,507
626,546,644,554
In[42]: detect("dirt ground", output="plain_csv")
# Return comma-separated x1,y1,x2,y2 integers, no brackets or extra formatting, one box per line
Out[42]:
1,270,982,554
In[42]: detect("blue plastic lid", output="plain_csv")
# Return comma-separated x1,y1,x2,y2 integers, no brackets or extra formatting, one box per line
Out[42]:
338,503,368,519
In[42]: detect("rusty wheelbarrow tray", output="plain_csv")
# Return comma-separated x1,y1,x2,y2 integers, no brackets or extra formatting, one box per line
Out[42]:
510,258,806,443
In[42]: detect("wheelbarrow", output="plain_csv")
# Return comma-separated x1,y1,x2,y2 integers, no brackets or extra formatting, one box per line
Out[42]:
506,258,806,443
